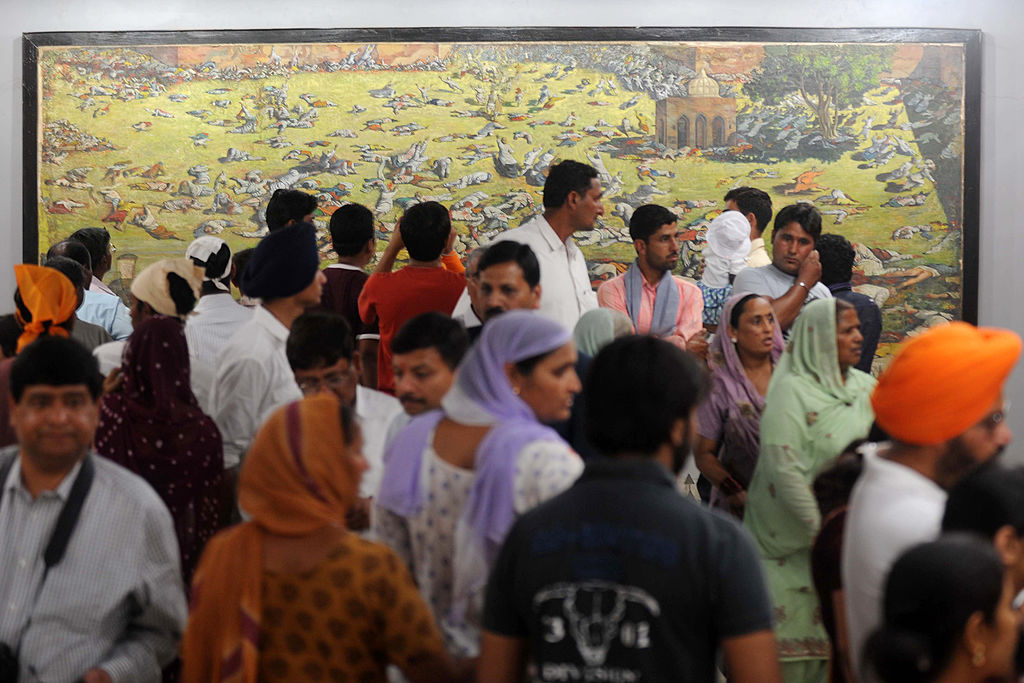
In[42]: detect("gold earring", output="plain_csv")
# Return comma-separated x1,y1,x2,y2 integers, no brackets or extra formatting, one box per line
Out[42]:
512,386,520,395
972,647,986,668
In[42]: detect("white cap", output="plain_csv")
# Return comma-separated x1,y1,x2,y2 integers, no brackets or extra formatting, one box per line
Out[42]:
185,236,232,291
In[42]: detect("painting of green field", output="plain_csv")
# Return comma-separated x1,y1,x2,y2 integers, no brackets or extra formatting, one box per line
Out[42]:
34,40,968,369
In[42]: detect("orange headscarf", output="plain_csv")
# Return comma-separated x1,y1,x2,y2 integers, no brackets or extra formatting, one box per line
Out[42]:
872,322,1022,445
13,264,78,353
181,394,359,683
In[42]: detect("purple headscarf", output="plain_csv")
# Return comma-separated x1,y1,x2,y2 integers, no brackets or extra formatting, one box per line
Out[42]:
376,310,573,625
697,293,784,509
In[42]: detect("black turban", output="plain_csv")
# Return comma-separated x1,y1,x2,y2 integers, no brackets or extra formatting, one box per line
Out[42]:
240,222,320,299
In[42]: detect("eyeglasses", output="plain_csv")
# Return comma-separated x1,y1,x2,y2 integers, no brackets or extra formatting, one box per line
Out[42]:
296,370,354,395
979,400,1011,432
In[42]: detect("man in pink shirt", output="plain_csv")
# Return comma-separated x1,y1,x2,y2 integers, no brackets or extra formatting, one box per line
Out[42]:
598,204,707,357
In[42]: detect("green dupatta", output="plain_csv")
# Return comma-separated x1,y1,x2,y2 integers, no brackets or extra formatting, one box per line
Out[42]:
745,299,876,559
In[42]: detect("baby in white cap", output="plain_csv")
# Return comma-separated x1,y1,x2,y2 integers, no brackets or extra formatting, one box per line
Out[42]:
698,211,751,327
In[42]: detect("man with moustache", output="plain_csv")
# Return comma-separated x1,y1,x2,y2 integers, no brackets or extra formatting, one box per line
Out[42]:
731,203,831,333
468,241,596,459
597,204,706,357
390,313,469,419
842,322,1021,680
479,336,782,683
454,160,602,330
286,310,403,530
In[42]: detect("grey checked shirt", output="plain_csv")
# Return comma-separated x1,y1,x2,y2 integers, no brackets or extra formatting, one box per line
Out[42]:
0,447,187,683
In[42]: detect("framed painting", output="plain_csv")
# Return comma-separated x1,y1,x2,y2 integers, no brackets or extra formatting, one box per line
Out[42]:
23,27,980,368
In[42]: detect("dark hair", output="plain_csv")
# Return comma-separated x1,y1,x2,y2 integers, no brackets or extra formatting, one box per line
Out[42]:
513,350,558,377
231,248,255,295
265,189,318,230
67,227,110,270
943,464,1024,539
771,203,822,244
391,312,469,370
812,450,864,518
835,297,855,318
725,187,772,234
477,241,541,288
189,241,232,284
542,160,598,209
286,310,355,371
329,203,375,257
43,256,85,293
585,336,708,456
399,201,451,262
10,335,102,401
47,240,92,271
166,272,198,316
865,536,1005,683
628,204,678,242
816,233,855,286
0,314,20,357
728,293,762,330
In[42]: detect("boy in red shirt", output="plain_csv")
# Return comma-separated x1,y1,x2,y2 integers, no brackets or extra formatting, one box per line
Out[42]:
358,201,465,394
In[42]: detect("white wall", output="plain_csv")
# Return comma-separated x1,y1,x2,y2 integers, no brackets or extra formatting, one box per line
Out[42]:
7,0,1024,449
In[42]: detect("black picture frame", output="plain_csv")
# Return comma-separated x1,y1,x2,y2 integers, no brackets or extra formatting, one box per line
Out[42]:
23,26,981,323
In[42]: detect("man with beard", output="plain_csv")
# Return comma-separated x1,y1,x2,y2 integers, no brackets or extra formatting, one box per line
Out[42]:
842,322,1021,680
597,204,706,357
479,336,782,683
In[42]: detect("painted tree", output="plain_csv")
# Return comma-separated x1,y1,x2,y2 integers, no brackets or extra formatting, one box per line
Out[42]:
745,44,894,140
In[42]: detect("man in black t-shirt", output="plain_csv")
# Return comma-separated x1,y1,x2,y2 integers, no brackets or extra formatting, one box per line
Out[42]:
479,336,782,683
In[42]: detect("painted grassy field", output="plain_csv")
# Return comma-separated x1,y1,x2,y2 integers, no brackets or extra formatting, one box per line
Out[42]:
34,43,964,367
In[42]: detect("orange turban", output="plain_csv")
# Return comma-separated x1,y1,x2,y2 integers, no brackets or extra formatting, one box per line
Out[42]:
13,264,79,353
872,322,1022,445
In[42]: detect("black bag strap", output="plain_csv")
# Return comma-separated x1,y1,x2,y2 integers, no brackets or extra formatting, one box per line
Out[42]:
0,456,13,507
42,455,93,571
2,454,95,663
0,453,95,572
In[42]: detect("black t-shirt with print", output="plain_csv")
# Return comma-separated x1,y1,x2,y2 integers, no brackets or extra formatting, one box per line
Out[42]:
483,458,773,682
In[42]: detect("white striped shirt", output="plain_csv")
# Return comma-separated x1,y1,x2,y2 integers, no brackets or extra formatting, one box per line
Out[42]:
0,448,186,682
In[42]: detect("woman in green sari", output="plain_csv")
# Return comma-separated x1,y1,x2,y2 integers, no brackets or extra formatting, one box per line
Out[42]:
745,298,876,683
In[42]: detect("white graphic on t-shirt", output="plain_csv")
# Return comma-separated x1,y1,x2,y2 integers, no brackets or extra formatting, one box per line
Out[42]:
533,580,660,667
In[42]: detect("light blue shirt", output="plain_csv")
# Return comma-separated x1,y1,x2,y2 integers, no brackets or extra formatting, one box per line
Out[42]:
77,290,132,341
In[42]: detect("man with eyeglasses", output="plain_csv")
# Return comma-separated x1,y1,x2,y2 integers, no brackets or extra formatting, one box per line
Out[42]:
286,310,402,531
842,322,1021,680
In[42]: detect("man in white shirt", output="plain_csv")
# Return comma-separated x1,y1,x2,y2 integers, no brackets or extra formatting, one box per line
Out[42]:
731,202,831,332
210,222,325,479
724,186,773,268
843,322,1021,680
184,236,253,367
286,309,403,532
454,160,601,330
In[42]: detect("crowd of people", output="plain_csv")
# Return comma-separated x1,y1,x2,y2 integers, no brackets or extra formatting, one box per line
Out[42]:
0,158,1020,683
